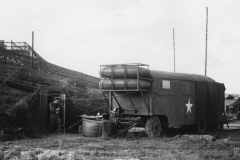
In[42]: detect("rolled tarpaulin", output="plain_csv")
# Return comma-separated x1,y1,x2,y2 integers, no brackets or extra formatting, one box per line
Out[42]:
100,66,150,79
99,79,151,90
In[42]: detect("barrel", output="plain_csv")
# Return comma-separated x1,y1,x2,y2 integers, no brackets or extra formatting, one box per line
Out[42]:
82,118,102,137
81,118,115,137
100,66,150,78
99,79,151,90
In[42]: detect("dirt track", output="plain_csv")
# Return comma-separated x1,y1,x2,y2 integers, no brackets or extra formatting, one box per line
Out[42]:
1,124,240,160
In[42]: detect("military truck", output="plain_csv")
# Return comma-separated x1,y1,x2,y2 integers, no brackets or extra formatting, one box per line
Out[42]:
99,63,225,137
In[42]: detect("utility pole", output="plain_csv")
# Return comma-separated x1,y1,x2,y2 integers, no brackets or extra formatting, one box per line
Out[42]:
205,7,208,76
173,28,176,72
32,31,34,68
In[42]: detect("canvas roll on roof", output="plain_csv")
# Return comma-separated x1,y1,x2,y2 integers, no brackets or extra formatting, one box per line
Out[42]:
150,70,216,82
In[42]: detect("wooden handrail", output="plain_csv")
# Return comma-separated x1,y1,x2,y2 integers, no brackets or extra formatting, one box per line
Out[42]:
10,41,25,51
3,41,40,58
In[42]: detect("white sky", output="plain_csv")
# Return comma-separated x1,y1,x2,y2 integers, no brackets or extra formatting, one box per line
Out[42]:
1,0,240,94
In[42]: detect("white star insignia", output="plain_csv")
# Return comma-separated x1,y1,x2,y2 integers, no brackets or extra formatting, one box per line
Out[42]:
186,99,193,114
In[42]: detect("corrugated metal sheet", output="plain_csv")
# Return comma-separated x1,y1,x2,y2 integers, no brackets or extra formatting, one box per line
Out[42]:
225,99,237,106
232,98,240,106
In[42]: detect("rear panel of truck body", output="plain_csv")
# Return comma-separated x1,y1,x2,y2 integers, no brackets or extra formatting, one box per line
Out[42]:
110,91,150,116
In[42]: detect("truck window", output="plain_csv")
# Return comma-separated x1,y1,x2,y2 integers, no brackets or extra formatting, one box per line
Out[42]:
162,80,170,89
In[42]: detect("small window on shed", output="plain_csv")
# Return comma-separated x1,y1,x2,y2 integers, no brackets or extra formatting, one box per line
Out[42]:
162,80,170,89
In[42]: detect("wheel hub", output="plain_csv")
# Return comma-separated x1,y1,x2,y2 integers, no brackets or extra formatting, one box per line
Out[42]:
153,122,159,132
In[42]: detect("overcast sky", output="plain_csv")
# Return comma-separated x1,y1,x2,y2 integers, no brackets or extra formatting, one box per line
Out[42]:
1,0,240,94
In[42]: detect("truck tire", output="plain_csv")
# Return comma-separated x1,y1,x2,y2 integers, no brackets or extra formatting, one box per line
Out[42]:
145,117,162,138
197,121,206,133
215,121,223,131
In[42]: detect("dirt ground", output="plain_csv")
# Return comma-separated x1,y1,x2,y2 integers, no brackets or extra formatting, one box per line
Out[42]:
1,123,240,160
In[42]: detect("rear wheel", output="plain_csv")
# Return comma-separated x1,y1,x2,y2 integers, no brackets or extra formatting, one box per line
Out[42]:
145,117,162,138
215,121,223,131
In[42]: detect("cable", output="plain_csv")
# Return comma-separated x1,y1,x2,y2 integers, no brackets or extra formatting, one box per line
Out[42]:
112,91,138,97
111,122,138,138
39,92,105,101
39,90,194,101
38,90,139,101
64,119,83,131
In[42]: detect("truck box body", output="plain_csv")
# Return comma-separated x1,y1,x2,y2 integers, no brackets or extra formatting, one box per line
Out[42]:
100,64,225,129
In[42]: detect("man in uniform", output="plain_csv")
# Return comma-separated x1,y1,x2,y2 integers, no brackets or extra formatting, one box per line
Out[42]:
49,97,61,132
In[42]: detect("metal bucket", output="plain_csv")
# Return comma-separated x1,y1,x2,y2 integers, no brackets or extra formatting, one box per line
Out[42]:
102,120,115,138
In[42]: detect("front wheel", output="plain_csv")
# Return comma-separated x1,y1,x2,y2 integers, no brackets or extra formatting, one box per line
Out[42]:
145,117,162,138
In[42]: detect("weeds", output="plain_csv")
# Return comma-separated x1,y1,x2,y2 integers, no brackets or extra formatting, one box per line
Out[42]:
1,130,240,159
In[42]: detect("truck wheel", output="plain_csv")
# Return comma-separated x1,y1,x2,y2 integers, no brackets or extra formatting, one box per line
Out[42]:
145,117,162,138
197,121,206,133
215,121,223,131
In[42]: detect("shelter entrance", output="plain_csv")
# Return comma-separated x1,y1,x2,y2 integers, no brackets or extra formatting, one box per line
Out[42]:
47,91,61,132
39,87,72,133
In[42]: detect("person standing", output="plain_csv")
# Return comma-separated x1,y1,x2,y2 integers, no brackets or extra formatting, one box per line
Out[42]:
49,97,61,132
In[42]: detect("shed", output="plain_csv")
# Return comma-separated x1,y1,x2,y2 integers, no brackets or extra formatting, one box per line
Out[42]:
232,98,240,112
225,99,237,114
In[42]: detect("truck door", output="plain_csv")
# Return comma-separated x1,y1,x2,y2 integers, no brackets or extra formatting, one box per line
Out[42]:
183,97,195,125
180,81,195,125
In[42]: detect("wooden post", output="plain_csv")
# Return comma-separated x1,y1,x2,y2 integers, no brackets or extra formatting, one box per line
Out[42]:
32,31,34,68
40,91,42,129
205,7,208,76
62,94,66,135
173,28,176,72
